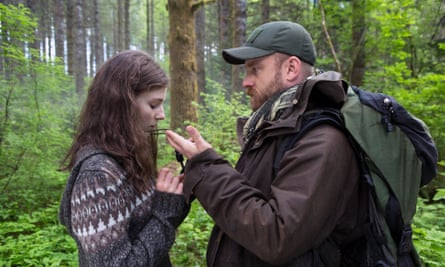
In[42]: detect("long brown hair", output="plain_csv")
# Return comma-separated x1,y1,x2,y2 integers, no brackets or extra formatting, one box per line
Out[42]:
61,50,168,193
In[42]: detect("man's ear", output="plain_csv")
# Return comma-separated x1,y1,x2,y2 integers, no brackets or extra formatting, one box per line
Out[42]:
285,56,301,81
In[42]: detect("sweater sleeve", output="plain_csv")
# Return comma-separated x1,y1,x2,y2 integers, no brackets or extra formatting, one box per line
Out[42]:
70,163,189,267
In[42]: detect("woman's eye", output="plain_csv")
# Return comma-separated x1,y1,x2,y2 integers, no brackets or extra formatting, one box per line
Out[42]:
150,102,163,109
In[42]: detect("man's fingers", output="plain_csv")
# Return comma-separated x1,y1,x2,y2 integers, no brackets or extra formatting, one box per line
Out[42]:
186,125,212,151
165,130,184,152
186,126,200,142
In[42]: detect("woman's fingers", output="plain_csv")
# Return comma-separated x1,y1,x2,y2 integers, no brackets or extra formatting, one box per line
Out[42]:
156,167,183,195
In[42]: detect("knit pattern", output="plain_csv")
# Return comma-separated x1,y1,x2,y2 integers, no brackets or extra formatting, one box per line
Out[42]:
59,148,189,266
70,157,153,253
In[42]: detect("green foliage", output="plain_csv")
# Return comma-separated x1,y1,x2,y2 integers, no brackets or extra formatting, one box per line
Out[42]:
0,3,79,265
170,202,213,266
413,198,445,267
0,3,37,43
0,200,77,267
190,79,251,165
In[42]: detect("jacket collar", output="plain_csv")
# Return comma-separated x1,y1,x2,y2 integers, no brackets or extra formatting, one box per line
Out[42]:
236,71,347,146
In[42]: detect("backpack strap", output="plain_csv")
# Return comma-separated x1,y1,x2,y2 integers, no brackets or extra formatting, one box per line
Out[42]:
273,108,344,177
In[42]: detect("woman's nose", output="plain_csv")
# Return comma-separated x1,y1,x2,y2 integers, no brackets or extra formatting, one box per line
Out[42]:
156,107,165,120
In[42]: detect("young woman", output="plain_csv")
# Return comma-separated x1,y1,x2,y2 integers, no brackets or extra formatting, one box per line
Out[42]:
59,50,189,266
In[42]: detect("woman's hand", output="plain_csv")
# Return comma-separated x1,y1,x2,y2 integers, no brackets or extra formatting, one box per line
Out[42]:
156,167,184,195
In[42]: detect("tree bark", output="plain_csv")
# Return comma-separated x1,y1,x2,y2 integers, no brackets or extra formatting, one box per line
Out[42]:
195,4,206,104
146,0,154,54
218,0,232,97
231,0,246,95
167,0,199,130
53,0,65,60
124,0,130,49
74,0,86,98
261,0,269,23
117,0,124,51
93,0,104,71
66,0,74,75
350,0,366,86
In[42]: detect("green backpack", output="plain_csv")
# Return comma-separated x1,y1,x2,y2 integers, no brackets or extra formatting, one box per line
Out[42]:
274,78,438,266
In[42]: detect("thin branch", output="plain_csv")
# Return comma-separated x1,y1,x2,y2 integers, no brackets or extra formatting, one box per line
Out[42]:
319,0,342,73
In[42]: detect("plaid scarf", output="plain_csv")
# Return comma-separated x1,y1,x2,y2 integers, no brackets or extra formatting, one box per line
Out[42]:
243,84,300,143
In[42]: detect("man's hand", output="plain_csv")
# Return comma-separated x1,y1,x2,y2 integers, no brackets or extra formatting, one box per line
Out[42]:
166,125,212,159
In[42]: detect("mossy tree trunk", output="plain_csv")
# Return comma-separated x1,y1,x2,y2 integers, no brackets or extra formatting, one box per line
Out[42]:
168,0,200,131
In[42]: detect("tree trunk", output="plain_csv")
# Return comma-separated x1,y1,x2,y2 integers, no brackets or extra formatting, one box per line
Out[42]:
93,0,104,71
124,0,130,49
350,0,366,86
66,0,74,75
117,0,124,51
74,0,86,98
146,0,153,54
53,0,65,60
167,0,199,130
218,0,232,97
262,0,269,23
231,0,246,95
195,4,206,104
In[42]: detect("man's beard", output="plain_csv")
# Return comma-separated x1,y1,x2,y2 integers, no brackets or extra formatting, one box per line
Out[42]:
263,68,285,102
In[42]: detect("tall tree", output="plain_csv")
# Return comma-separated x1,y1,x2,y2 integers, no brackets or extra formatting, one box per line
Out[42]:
53,0,65,60
117,0,124,50
74,0,86,97
195,4,206,104
167,0,207,130
231,0,246,94
262,0,269,22
350,0,366,85
124,0,130,49
93,0,104,71
66,0,74,75
218,0,232,95
146,0,154,54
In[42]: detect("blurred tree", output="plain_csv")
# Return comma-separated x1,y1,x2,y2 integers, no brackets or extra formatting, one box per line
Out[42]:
54,0,65,59
350,0,366,85
74,0,86,97
230,0,247,94
219,0,232,96
195,4,206,104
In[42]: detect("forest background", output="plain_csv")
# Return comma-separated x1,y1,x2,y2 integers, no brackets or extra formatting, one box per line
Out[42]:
0,0,444,266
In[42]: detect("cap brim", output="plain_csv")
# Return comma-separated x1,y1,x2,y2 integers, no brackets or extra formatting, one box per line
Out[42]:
222,46,275,65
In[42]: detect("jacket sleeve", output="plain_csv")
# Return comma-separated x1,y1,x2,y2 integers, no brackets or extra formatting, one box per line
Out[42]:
70,165,189,267
183,125,360,264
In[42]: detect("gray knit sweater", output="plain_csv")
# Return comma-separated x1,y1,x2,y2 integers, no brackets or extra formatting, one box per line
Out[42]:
59,147,190,267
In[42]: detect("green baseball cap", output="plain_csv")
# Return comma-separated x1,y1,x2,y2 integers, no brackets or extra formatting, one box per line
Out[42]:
222,21,316,66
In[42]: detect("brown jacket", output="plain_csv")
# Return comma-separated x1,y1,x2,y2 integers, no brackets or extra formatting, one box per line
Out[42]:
183,73,364,266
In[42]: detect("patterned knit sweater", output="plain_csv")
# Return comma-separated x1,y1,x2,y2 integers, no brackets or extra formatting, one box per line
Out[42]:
59,147,190,267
